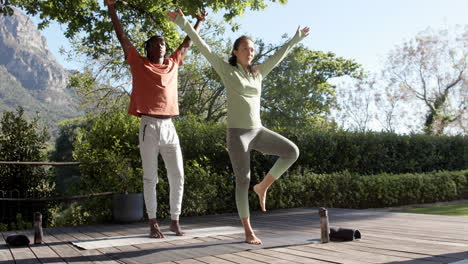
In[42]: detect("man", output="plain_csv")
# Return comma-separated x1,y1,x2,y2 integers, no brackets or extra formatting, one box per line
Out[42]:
106,0,206,238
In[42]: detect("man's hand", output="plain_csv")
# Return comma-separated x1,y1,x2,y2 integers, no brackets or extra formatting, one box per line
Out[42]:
105,0,116,7
194,10,208,22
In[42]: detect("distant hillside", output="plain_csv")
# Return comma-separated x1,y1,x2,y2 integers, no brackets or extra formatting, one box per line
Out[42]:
0,8,83,138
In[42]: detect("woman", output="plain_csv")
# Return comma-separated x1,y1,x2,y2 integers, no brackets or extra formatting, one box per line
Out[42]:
168,9,309,245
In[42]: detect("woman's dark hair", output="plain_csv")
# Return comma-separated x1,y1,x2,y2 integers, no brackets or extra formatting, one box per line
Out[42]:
144,35,170,58
228,35,257,74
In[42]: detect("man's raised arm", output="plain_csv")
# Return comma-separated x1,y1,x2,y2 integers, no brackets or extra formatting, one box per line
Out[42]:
176,9,208,60
106,0,133,58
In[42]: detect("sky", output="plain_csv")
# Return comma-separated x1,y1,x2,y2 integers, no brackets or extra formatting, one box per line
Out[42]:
31,0,468,73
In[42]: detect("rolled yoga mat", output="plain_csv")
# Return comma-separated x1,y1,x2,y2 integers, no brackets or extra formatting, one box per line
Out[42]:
329,227,361,241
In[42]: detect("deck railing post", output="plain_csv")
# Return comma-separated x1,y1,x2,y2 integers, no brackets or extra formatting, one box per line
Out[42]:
34,212,43,244
319,207,329,243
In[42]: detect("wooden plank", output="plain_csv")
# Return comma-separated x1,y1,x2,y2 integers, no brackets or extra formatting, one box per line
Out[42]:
0,232,14,263
1,231,38,264
249,248,327,264
95,245,124,263
54,226,123,264
1,207,466,264
71,224,154,263
193,256,236,264
215,253,267,264
357,234,468,260
174,259,206,264
209,235,237,241
24,229,68,264
28,243,66,264
364,232,468,252
42,227,99,264
352,236,461,262
111,245,144,263
80,224,129,237
120,243,196,264
233,251,294,264
190,237,220,243
308,242,446,264
292,244,377,264
356,225,468,243
274,246,365,264
317,242,445,264
74,225,115,239
58,226,122,264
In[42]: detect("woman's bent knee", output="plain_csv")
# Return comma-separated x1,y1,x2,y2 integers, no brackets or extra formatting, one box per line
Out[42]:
287,143,300,161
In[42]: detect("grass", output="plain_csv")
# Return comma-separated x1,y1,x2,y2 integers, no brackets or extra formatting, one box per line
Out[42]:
396,203,468,217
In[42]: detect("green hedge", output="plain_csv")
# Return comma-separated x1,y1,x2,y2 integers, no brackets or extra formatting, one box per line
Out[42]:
264,169,468,210
291,131,467,174
66,114,467,224
175,118,467,176
168,117,468,216
156,168,467,217
47,168,468,225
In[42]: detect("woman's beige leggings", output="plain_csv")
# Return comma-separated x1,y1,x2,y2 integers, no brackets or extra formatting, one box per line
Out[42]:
227,127,299,218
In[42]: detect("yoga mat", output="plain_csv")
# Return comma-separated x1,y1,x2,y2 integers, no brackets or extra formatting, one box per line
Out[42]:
72,226,245,250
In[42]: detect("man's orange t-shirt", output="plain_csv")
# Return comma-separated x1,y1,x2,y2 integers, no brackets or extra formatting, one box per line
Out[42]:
126,46,183,117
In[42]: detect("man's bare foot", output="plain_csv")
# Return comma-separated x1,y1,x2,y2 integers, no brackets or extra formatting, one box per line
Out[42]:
149,219,165,238
169,220,185,236
253,184,266,212
245,232,262,245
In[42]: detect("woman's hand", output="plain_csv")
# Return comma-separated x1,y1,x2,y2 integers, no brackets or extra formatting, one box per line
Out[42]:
296,26,310,37
167,8,185,21
194,9,208,22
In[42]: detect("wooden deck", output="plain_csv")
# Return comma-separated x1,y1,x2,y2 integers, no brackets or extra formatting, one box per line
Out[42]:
1,207,468,264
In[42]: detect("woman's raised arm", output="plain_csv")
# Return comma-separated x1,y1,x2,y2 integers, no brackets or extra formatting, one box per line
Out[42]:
257,26,310,78
168,9,226,74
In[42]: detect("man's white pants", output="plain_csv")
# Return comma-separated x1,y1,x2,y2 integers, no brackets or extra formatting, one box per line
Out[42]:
139,115,184,220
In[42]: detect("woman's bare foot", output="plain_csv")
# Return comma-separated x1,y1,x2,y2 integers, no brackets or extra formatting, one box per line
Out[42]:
241,217,262,245
253,184,267,212
245,232,262,245
169,220,185,236
254,174,275,212
149,219,165,238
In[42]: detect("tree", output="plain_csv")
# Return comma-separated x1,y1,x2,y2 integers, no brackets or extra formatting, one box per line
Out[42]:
261,43,364,132
49,117,91,194
383,26,467,135
72,111,142,195
60,10,363,131
334,73,418,133
334,76,376,132
2,0,287,59
0,107,53,197
0,0,13,16
69,26,364,131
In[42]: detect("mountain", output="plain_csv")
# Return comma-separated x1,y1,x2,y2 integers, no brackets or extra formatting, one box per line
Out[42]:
0,8,83,138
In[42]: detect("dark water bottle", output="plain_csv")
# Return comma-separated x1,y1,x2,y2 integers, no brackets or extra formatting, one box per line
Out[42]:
319,207,329,243
34,212,43,244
